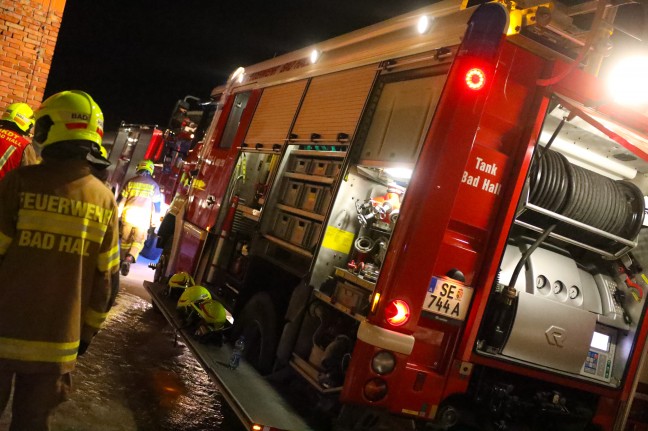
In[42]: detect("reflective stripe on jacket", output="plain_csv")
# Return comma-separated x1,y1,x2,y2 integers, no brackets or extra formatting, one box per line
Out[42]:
0,159,119,374
119,174,162,228
0,128,35,180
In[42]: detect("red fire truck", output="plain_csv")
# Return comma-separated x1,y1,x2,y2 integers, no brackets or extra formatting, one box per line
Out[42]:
145,0,648,429
105,123,163,195
154,95,219,205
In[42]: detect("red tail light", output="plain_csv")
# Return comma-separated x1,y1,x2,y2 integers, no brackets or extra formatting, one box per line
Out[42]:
465,67,486,90
363,378,388,401
385,299,410,326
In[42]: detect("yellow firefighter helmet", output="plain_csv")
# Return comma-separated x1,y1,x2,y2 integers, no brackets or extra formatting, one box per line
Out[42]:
176,285,211,312
169,271,195,289
191,299,227,329
176,285,212,324
99,144,108,160
1,102,34,134
167,271,195,298
33,90,103,148
136,159,154,175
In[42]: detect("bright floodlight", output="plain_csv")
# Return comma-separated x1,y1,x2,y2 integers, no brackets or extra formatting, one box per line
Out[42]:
384,167,413,180
310,49,321,64
417,16,430,34
230,67,245,83
607,56,648,106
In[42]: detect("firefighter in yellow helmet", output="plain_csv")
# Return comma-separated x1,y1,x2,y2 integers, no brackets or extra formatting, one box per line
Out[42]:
0,90,120,431
117,158,162,276
89,142,111,185
0,102,38,179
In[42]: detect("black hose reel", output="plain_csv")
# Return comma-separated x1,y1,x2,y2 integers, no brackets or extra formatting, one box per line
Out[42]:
527,149,645,250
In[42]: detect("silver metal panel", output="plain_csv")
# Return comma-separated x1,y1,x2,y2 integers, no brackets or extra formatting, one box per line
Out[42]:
502,292,596,374
499,244,596,308
579,268,603,314
310,167,375,289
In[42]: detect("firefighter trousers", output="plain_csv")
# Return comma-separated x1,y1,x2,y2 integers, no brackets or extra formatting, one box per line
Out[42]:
0,371,71,431
120,220,148,262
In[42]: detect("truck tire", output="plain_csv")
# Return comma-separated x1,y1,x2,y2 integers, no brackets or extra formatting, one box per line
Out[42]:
153,234,174,284
333,404,412,431
233,292,278,375
153,213,176,283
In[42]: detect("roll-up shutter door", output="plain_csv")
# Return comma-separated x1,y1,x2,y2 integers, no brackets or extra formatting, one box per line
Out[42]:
292,65,377,142
244,80,308,147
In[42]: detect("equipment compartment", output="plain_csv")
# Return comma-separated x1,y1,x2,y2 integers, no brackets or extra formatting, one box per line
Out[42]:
476,98,648,389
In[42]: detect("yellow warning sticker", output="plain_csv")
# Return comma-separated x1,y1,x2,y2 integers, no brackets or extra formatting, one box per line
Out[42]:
321,226,354,254
428,404,438,419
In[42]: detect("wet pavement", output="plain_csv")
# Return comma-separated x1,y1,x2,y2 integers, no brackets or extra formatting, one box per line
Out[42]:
0,258,245,431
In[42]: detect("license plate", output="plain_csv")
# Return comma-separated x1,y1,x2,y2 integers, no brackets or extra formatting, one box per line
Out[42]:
423,276,473,321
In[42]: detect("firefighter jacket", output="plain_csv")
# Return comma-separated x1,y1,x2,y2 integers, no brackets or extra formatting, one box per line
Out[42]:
0,159,120,374
118,173,162,229
0,127,37,180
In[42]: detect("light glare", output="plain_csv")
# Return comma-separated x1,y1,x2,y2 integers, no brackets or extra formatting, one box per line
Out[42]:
417,16,430,34
608,56,648,106
384,167,413,180
310,49,321,64
386,299,410,326
466,68,486,90
231,67,245,83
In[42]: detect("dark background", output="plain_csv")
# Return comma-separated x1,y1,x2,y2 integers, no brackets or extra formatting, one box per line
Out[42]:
44,0,431,132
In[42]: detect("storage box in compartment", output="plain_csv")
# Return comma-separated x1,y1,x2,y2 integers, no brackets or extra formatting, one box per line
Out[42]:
289,217,312,248
328,161,343,178
308,222,322,251
281,181,304,207
300,185,324,212
291,157,311,174
333,281,369,312
273,213,294,240
310,159,331,176
317,188,333,215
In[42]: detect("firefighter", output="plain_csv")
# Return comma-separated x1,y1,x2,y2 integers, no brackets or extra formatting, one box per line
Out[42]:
87,145,120,316
0,90,120,431
89,144,112,186
118,159,162,276
0,102,38,179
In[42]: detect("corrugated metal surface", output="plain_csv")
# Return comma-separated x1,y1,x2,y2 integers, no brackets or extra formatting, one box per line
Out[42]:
292,65,377,142
244,80,308,146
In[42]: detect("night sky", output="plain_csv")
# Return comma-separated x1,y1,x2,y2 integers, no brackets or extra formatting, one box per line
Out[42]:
45,0,431,132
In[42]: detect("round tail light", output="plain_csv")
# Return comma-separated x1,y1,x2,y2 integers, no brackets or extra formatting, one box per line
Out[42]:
465,67,486,90
371,351,396,375
363,378,388,402
385,299,410,326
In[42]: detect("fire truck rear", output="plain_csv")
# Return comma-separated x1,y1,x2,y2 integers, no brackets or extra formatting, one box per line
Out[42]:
147,0,648,429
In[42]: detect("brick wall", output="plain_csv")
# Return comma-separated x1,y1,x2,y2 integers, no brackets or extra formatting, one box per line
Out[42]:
0,0,66,111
